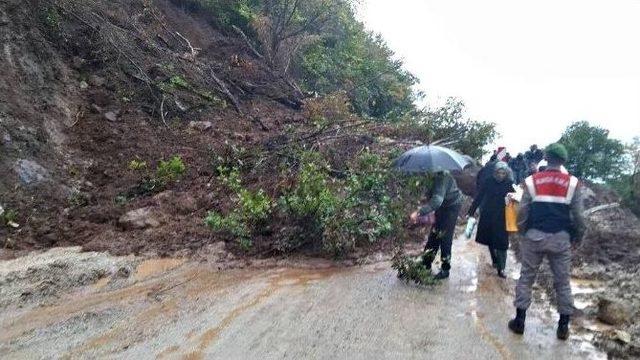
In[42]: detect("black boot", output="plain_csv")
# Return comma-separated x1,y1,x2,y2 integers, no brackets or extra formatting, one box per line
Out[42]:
497,269,506,279
508,308,526,335
434,257,451,280
421,250,436,270
557,314,570,340
434,269,449,280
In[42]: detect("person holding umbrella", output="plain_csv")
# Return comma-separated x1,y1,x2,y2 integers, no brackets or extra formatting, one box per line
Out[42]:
394,145,469,280
410,171,463,279
467,161,516,278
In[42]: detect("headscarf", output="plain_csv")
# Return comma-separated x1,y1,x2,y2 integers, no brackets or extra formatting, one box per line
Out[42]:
494,161,513,182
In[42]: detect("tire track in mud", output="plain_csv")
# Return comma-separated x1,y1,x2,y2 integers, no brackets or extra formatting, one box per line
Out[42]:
180,268,341,360
469,298,514,360
456,237,514,360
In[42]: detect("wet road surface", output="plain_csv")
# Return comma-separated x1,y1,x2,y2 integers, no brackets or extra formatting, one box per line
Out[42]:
0,235,606,359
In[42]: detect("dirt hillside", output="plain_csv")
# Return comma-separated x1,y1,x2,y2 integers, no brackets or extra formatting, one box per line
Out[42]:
0,0,316,256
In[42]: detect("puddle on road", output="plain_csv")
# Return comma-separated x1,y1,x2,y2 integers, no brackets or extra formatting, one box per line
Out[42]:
134,258,186,282
461,274,478,293
456,236,608,360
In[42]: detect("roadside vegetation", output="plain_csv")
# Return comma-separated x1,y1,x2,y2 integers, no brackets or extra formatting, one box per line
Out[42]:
164,0,498,255
560,122,640,216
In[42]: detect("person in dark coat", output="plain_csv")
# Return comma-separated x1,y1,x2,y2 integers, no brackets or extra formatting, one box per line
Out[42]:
524,144,544,165
467,161,515,278
526,161,539,177
509,153,527,185
476,154,498,194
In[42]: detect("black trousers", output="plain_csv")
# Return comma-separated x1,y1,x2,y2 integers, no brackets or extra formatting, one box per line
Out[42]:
489,246,507,271
423,202,462,271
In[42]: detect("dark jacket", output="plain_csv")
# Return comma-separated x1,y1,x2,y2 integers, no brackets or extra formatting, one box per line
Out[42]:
468,176,515,251
509,157,528,185
525,149,544,164
476,160,497,193
517,168,586,243
419,172,463,215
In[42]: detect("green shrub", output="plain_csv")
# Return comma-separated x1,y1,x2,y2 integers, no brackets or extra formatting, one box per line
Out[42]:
217,165,242,193
180,0,258,32
279,153,338,220
205,211,249,238
213,141,250,170
205,166,273,251
238,238,253,252
128,159,147,170
168,75,190,89
44,7,61,29
206,148,433,257
156,156,187,182
392,252,438,286
68,191,89,207
277,151,410,256
1,208,18,227
118,156,186,203
238,188,273,221
297,6,418,120
320,152,397,256
158,74,225,108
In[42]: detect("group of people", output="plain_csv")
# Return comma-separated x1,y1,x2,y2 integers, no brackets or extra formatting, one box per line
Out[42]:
477,144,546,188
410,143,586,341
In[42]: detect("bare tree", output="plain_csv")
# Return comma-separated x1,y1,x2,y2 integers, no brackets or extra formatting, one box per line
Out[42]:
253,0,339,75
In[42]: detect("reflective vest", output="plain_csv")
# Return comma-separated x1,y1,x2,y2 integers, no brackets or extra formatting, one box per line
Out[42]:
524,170,579,234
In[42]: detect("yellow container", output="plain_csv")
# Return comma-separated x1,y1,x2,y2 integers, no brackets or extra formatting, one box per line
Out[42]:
505,202,518,232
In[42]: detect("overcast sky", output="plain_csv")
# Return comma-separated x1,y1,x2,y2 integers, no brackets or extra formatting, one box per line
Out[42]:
358,0,640,156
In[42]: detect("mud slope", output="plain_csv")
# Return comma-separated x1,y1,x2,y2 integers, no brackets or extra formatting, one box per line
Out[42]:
0,0,304,255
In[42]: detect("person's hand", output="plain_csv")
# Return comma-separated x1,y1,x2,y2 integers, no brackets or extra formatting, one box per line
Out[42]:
410,211,419,225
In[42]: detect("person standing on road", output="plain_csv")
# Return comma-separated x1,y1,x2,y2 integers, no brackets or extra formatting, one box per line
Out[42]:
509,153,527,185
508,143,586,341
410,171,463,280
476,154,498,194
467,162,516,278
524,144,544,165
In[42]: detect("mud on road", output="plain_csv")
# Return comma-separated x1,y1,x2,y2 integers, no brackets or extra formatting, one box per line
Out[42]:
0,233,611,359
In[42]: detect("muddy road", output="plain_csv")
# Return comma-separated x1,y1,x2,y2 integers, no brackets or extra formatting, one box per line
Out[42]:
1,235,606,359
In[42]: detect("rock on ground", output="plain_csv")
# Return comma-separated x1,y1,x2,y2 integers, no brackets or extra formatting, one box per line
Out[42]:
13,159,51,186
118,207,162,230
188,121,213,131
598,297,634,326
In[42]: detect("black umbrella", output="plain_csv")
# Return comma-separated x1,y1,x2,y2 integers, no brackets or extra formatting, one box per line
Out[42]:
392,145,474,173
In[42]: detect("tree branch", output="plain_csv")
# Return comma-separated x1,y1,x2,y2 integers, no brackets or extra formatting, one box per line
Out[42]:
232,25,264,59
209,68,242,114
